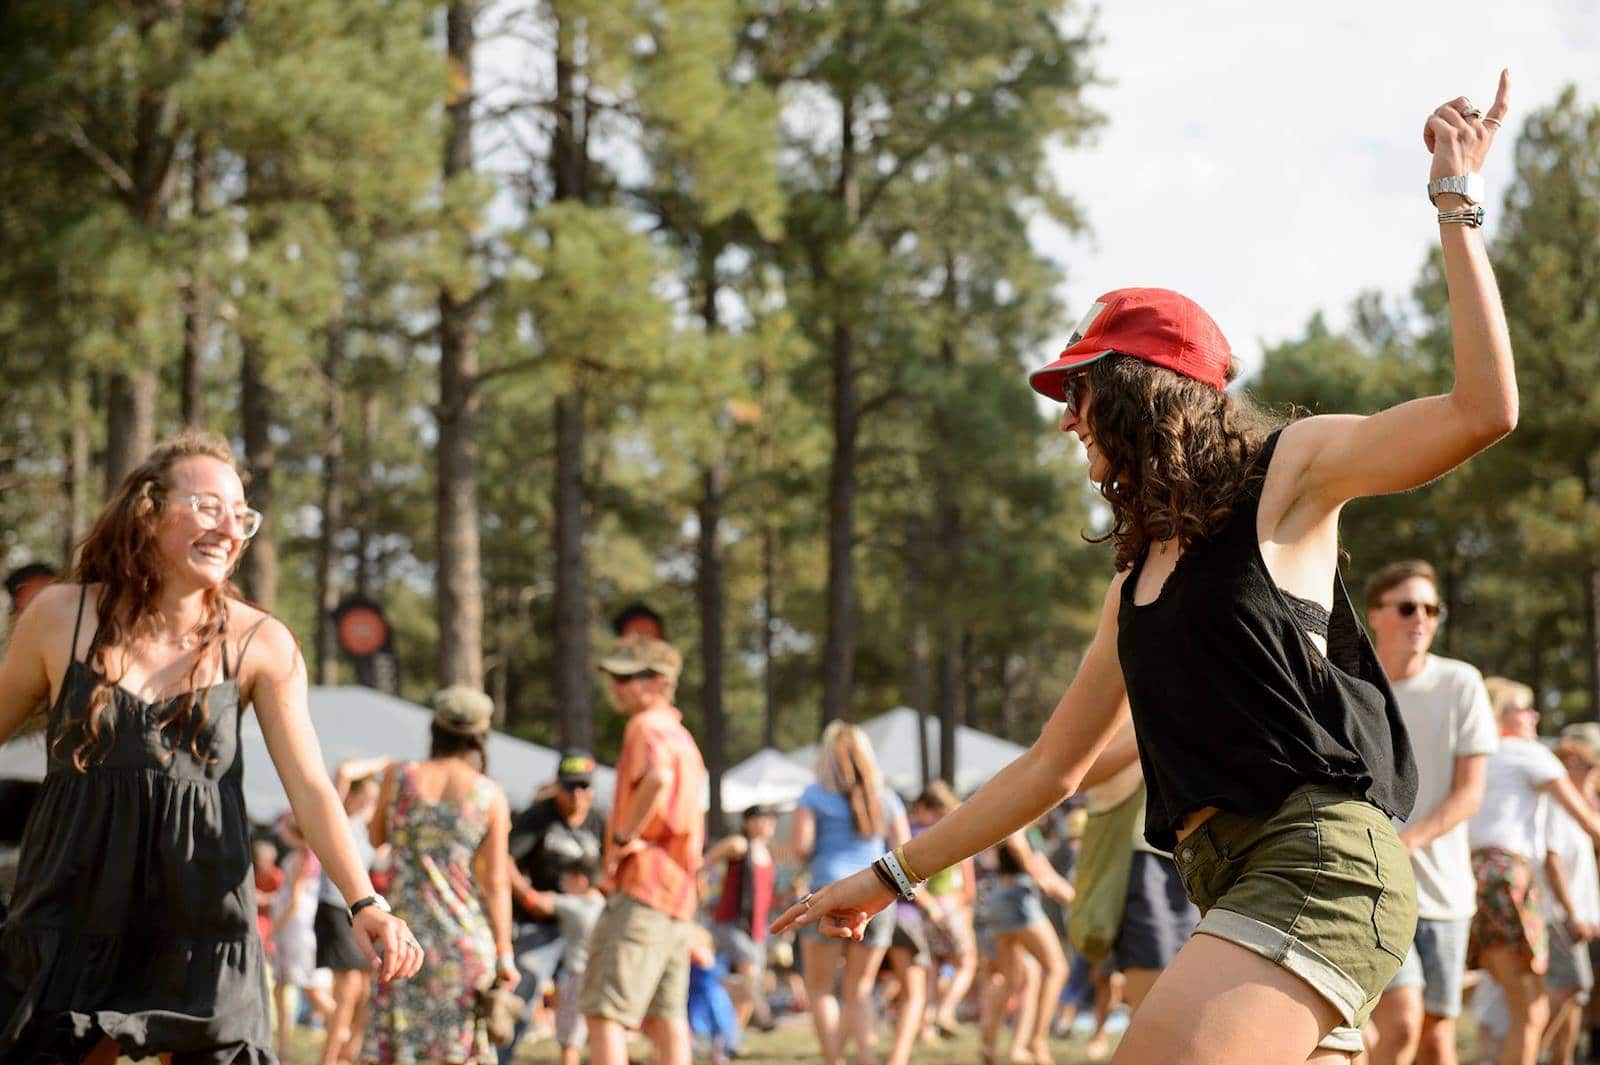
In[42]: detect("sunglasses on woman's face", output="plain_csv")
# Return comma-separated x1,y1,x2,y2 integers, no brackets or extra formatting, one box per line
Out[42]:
1382,599,1443,620
1063,375,1090,419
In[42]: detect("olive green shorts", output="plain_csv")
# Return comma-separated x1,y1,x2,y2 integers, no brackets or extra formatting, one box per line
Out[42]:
1171,785,1418,1054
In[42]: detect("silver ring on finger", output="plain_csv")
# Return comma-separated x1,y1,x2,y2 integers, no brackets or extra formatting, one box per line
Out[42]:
1463,108,1484,121
800,892,815,909
1483,116,1502,128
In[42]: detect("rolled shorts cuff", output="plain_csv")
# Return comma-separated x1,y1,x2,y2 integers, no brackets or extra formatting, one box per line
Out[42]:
1198,908,1366,1026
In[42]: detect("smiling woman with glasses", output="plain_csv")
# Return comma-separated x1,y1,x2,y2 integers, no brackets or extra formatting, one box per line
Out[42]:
0,430,424,1065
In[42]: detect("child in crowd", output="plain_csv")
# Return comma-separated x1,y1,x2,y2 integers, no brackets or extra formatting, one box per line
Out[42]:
521,858,605,1065
687,924,741,1065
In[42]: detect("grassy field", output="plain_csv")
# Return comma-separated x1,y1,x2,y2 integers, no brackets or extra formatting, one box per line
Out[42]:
263,1016,1121,1064
252,1013,1499,1064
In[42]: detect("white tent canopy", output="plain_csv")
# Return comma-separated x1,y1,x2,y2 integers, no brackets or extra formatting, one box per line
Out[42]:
788,706,1028,797
716,747,816,813
0,685,614,824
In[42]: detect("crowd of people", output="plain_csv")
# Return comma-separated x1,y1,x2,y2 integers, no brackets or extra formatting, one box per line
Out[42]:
217,550,1600,1065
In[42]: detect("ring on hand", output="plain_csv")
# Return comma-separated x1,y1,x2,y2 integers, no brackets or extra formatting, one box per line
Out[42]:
1483,116,1502,128
800,892,815,909
1463,108,1484,121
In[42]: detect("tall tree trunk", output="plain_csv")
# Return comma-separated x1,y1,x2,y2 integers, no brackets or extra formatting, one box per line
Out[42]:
1587,456,1600,719
553,391,592,749
62,376,91,564
104,367,157,493
904,515,932,788
934,250,962,781
911,618,932,789
180,136,212,428
435,0,484,689
238,341,276,610
354,388,376,599
820,318,859,727
761,517,778,749
937,620,961,784
695,246,728,829
314,324,345,685
548,6,593,748
699,463,727,833
819,88,860,729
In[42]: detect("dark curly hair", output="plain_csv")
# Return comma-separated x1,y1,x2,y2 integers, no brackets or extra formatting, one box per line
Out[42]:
1080,354,1281,571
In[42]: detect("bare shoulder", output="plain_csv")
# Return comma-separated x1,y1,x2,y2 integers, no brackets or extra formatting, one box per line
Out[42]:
18,583,86,635
8,583,87,660
228,605,303,688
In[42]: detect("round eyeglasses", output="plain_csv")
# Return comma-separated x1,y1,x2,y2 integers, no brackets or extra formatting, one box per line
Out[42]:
185,494,263,540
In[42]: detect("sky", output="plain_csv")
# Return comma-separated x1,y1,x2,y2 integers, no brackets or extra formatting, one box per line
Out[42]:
1032,0,1600,379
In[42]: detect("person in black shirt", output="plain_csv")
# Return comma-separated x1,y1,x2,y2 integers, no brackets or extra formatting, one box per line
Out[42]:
497,750,607,1065
777,75,1520,1065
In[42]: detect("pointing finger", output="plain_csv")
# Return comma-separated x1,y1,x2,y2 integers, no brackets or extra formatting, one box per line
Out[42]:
1485,68,1511,125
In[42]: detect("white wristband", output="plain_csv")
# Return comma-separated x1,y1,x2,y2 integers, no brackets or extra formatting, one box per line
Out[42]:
881,850,918,900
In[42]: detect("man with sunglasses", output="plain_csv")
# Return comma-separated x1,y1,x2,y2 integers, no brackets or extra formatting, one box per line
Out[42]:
499,750,607,1064
1363,560,1498,1065
583,634,706,1065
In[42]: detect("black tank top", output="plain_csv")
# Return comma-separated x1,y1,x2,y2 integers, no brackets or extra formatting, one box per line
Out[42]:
1116,429,1418,851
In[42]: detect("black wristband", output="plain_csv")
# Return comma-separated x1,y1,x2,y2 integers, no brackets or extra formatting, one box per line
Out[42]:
870,857,898,895
347,895,385,925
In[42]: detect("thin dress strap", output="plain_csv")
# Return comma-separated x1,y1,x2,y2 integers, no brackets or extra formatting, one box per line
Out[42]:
69,584,88,662
226,616,272,680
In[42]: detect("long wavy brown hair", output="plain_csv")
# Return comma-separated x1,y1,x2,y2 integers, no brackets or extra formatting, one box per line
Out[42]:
57,431,246,771
1080,354,1281,571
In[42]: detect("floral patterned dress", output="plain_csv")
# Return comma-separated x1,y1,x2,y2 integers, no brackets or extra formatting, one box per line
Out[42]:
363,762,497,1064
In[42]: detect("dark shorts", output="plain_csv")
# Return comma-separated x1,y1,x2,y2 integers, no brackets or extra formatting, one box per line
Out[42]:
890,902,931,965
1547,920,1594,996
1111,851,1199,972
713,923,766,971
314,900,370,972
1172,785,1417,1055
984,879,1046,935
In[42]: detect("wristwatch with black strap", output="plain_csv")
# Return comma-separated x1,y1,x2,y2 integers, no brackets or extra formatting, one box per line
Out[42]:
347,893,392,925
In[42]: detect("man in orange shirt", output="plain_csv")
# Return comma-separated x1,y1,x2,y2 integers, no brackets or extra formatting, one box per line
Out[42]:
581,635,707,1065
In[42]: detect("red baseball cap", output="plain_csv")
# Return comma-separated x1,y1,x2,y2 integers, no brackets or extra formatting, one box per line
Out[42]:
1027,287,1233,401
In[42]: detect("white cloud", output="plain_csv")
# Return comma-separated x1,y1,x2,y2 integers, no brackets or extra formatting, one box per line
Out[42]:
1033,0,1600,377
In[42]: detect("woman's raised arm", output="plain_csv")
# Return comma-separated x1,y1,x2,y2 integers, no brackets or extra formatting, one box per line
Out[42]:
1284,71,1517,510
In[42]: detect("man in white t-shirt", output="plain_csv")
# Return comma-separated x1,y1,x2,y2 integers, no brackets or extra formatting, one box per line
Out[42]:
1361,561,1495,1065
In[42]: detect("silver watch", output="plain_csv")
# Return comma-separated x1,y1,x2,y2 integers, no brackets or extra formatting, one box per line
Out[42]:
1427,174,1485,206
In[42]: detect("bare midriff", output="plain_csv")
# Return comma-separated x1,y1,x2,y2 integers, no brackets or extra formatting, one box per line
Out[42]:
1174,805,1219,844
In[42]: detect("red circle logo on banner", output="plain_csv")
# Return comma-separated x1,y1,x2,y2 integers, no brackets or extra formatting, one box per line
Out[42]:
337,605,389,657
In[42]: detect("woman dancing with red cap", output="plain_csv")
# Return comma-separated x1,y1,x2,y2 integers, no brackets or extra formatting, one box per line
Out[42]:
775,74,1516,1065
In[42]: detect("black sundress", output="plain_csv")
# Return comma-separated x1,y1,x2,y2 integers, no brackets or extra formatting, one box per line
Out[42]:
0,588,276,1064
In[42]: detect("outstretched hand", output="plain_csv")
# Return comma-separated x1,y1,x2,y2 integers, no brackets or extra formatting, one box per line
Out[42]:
1424,69,1511,182
769,866,897,941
